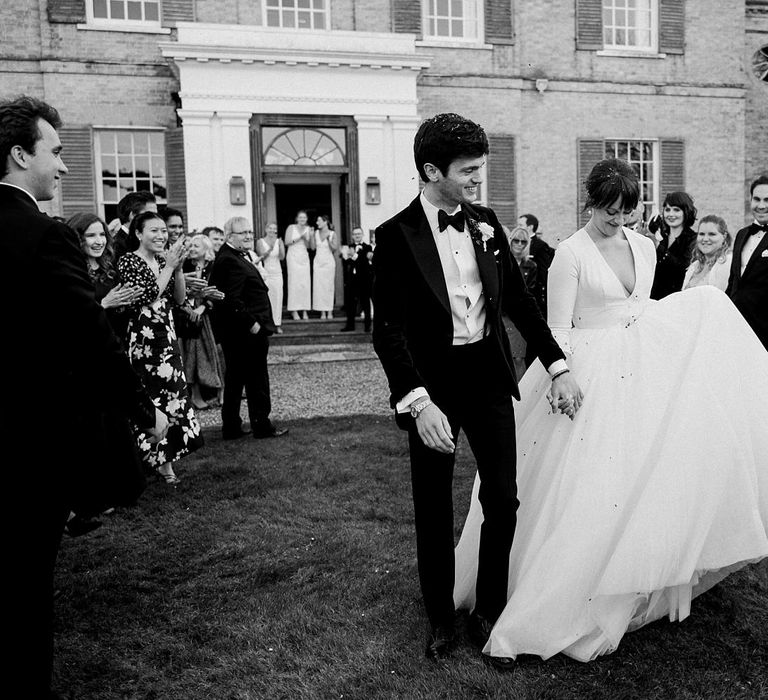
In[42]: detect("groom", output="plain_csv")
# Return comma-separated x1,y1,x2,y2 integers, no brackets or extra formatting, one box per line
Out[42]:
372,113,581,668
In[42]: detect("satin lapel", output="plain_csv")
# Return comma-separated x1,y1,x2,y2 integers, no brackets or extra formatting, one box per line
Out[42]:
401,206,451,315
742,229,768,280
463,205,499,303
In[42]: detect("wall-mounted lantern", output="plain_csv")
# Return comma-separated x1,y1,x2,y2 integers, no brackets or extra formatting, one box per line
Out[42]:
365,177,381,205
229,176,246,205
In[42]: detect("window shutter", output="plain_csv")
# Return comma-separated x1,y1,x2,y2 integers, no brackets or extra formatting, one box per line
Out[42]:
487,135,516,226
659,0,685,55
165,128,188,221
47,0,86,23
484,0,514,44
659,139,685,198
59,126,96,218
575,0,603,50
161,0,196,24
577,139,605,228
392,0,422,35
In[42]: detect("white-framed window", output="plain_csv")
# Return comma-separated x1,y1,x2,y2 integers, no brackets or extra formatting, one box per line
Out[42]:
602,0,657,53
423,0,483,43
95,130,166,222
604,139,659,218
87,0,160,24
264,0,328,30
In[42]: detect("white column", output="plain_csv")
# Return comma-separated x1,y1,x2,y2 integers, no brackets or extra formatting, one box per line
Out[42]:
217,111,254,228
390,115,421,212
355,114,387,241
178,109,215,231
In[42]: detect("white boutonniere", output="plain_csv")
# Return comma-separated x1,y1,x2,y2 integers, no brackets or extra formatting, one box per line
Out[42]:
467,218,496,252
762,250,768,258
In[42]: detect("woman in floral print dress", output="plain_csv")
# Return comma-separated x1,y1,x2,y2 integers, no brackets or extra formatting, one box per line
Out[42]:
117,211,203,484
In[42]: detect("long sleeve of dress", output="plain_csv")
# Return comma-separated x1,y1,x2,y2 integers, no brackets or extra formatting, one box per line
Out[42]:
546,243,580,355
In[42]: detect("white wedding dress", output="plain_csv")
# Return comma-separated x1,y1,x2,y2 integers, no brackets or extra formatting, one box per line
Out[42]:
454,227,768,662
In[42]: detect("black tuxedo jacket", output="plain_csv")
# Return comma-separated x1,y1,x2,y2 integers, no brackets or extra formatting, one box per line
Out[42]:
726,225,768,349
0,184,155,488
372,196,565,408
350,242,374,281
209,243,276,341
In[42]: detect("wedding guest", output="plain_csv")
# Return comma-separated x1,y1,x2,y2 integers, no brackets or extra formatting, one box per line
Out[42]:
118,211,203,485
180,233,224,409
209,216,288,440
340,226,373,332
163,206,185,246
727,174,768,349
682,215,732,292
312,214,338,319
285,210,312,320
113,190,157,261
506,225,542,377
649,191,697,299
67,212,142,318
203,225,226,253
0,95,167,699
255,221,286,333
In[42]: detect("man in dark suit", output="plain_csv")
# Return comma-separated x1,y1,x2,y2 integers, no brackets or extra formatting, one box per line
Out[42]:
372,113,581,668
0,95,168,699
727,174,768,350
340,225,374,332
208,216,288,440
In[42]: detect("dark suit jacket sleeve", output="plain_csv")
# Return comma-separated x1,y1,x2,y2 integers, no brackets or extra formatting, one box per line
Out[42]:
44,221,155,428
209,252,263,334
725,230,744,296
487,210,565,369
371,223,425,406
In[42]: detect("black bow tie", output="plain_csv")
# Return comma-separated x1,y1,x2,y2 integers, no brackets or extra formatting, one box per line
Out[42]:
437,209,465,232
749,222,768,236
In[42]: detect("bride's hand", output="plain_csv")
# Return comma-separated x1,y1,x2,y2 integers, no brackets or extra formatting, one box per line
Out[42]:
549,373,583,420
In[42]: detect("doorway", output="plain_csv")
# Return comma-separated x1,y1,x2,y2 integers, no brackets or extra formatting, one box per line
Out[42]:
265,175,345,308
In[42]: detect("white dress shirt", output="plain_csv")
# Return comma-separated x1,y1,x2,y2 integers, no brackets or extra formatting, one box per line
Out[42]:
740,222,766,275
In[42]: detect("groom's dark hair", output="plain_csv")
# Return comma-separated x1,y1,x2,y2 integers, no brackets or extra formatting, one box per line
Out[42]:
413,113,489,183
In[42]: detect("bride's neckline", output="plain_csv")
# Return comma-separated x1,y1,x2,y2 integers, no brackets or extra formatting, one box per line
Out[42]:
582,227,637,298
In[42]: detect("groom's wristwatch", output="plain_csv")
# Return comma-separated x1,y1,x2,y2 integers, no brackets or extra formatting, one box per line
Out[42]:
410,397,433,419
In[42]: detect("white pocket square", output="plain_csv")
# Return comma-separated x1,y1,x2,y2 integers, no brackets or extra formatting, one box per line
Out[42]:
762,250,768,258
493,249,500,256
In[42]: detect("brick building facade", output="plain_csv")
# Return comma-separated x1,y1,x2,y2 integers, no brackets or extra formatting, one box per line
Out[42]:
1,0,766,241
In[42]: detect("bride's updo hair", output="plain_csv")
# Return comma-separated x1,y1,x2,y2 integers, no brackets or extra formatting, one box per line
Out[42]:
584,158,640,212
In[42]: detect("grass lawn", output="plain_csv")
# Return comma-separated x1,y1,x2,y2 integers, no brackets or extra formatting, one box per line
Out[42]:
55,415,768,700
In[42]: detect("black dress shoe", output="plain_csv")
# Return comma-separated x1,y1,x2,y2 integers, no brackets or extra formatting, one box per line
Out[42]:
64,514,102,537
469,613,515,671
425,623,455,661
340,325,355,332
222,426,252,440
252,425,289,439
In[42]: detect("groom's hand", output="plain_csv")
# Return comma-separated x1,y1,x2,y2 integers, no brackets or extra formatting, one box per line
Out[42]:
415,403,455,454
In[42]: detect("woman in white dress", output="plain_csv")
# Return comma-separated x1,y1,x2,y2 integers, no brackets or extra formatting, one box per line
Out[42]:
256,221,286,333
285,210,312,320
454,158,768,663
682,214,733,292
311,214,338,319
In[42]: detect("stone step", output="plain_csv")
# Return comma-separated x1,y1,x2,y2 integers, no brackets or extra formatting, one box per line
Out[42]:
268,342,377,364
271,316,372,346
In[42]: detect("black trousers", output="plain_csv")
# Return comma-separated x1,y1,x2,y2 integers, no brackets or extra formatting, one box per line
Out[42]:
407,339,518,628
220,331,271,432
345,277,372,329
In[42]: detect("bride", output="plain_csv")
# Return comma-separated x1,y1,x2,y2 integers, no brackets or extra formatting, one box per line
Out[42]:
454,158,768,663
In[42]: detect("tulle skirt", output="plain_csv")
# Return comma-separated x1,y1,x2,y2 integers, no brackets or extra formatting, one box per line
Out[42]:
454,286,768,661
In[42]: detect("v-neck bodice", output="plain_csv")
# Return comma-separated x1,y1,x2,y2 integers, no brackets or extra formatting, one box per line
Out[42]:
586,229,637,299
547,227,657,352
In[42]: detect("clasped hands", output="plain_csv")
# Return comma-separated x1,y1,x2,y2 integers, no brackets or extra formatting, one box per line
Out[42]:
547,373,584,420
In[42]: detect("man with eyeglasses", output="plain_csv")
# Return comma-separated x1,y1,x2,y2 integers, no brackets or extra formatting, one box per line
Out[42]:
209,216,288,440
